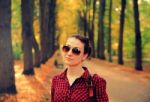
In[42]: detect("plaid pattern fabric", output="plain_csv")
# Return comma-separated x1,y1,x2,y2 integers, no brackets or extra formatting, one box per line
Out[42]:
51,67,109,102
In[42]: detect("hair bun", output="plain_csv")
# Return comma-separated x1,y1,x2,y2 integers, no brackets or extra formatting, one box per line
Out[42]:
85,37,89,44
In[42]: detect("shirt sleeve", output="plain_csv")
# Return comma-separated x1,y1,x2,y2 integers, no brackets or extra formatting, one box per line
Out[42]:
93,75,109,102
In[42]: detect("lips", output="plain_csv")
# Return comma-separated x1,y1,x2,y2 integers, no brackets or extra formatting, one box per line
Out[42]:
65,56,73,60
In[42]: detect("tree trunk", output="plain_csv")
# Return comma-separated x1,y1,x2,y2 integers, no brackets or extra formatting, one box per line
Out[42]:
82,0,89,36
21,0,34,75
31,34,41,68
48,0,56,57
118,0,126,65
108,0,112,62
133,0,143,71
88,0,96,57
83,11,87,36
0,0,16,94
97,0,106,59
39,0,50,63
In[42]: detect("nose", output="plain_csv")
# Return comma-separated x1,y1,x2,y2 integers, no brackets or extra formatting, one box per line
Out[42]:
67,49,73,55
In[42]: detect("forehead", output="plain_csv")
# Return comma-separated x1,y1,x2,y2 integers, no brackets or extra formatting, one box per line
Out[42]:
66,37,84,48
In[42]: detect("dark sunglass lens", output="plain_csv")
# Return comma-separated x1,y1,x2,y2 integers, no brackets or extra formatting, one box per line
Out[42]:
62,45,70,52
72,48,80,55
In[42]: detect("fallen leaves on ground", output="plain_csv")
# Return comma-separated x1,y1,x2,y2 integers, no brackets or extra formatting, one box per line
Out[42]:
0,57,55,102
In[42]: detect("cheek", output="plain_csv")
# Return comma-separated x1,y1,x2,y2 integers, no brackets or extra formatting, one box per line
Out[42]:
75,55,83,62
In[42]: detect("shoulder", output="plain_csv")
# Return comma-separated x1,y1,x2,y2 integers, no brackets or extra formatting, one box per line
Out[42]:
51,74,62,86
52,73,62,81
92,74,107,85
52,70,66,82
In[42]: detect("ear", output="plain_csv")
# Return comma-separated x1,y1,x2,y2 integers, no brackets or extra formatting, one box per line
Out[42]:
82,53,88,61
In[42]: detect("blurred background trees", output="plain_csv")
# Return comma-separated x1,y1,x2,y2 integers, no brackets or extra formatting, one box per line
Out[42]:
0,0,150,94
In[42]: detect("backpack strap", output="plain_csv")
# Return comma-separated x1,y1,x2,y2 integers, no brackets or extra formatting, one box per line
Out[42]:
87,74,98,102
87,74,94,98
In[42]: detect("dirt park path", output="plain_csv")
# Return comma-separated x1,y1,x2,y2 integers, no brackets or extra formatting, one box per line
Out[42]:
84,59,150,102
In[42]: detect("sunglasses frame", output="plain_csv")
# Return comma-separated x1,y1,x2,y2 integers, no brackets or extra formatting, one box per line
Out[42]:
62,45,81,55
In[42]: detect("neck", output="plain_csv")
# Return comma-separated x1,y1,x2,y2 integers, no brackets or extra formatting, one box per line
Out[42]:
66,64,84,77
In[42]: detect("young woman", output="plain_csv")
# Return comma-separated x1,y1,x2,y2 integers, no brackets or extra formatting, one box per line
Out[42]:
51,34,109,102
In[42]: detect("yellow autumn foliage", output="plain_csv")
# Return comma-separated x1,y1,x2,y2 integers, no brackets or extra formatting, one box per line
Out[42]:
33,19,40,44
56,0,83,44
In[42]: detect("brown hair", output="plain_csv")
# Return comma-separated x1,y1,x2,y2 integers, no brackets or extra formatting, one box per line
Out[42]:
70,34,92,57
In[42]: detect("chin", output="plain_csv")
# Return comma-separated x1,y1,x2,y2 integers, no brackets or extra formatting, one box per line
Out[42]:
65,63,80,67
65,62,74,66
65,63,73,66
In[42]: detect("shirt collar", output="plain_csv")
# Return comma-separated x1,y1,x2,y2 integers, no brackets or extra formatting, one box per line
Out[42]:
59,68,68,79
81,67,90,80
59,67,90,80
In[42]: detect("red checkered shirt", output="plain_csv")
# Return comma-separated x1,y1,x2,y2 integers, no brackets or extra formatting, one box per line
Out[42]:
51,67,109,102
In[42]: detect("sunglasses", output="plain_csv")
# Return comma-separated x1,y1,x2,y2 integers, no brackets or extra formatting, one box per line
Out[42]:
62,45,81,55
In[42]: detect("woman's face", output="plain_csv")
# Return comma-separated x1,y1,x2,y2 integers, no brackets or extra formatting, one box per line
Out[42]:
62,37,87,67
